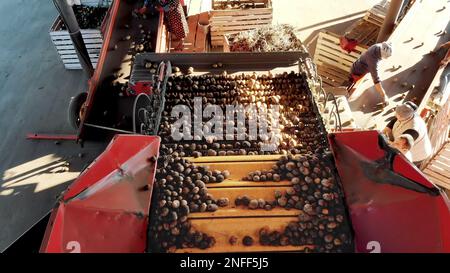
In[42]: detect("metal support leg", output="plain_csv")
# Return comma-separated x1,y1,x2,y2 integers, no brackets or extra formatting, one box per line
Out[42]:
53,0,94,77
376,0,405,42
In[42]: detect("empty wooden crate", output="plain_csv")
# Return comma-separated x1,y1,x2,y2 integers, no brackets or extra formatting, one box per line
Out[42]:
210,0,273,47
49,1,111,70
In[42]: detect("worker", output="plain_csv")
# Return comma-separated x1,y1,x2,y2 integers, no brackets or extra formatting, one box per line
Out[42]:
139,0,188,51
347,42,393,107
437,40,450,67
382,101,432,167
390,134,414,162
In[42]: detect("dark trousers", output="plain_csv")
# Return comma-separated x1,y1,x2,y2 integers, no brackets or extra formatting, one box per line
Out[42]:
413,160,424,169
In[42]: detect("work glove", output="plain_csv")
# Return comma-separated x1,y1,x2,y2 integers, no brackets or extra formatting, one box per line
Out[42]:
138,6,148,14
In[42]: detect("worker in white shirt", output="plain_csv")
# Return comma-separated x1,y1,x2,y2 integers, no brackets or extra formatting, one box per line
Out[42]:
383,101,432,167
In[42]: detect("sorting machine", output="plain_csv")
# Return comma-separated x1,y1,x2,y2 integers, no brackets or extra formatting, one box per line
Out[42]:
7,0,450,253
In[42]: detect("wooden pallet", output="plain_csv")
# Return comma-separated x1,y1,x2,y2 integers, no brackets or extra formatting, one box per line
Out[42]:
210,0,272,47
49,16,102,70
155,11,169,53
423,141,450,190
344,19,380,47
186,0,212,16
317,64,349,88
314,31,368,87
78,0,112,6
363,0,390,27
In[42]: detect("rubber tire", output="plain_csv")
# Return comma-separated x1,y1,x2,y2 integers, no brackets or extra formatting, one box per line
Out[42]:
68,92,87,130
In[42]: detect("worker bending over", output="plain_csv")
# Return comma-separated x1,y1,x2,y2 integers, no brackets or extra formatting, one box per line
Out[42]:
383,101,432,167
347,42,393,107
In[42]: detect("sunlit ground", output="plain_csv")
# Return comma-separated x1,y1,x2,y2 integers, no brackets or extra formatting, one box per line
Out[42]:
1,154,79,195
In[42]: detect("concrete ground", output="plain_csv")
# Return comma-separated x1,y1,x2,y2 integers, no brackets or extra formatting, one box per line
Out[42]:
0,0,105,251
347,0,450,130
0,0,381,252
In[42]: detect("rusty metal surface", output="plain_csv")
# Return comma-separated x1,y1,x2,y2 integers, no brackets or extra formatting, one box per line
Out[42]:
78,0,162,139
133,51,309,74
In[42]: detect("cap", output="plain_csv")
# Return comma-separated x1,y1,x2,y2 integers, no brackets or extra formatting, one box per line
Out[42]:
395,103,415,121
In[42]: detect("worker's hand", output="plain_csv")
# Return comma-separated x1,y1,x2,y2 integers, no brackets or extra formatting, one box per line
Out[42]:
138,6,148,14
382,127,393,140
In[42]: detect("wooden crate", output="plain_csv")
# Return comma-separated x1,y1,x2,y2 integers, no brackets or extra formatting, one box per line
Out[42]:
423,141,450,190
363,0,390,27
78,0,112,7
210,0,273,47
344,19,380,47
49,16,103,69
49,1,111,69
223,34,232,52
314,31,368,87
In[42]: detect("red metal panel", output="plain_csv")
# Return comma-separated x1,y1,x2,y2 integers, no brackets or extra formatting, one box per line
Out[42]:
392,156,436,189
78,0,122,139
329,130,450,253
40,206,65,253
41,135,160,253
63,135,160,201
62,205,148,253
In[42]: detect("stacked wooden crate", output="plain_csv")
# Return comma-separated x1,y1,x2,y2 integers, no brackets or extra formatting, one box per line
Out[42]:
210,0,273,47
423,141,450,190
79,0,112,6
313,1,391,87
363,0,390,27
49,0,111,70
313,32,368,87
343,19,381,48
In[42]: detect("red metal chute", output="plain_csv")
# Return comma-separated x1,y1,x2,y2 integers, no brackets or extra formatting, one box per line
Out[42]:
329,130,450,253
40,135,160,253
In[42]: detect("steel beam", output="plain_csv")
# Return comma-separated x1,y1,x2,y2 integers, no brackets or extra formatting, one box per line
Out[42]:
53,0,94,77
376,0,405,42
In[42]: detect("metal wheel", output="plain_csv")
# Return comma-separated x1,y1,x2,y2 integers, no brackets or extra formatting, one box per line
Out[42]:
68,92,87,130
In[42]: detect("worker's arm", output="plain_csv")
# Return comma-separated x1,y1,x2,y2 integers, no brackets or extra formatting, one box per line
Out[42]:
439,41,450,67
138,0,151,13
369,61,381,85
402,129,419,141
440,49,450,67
439,41,450,50
382,127,393,138
374,82,388,101
369,61,389,101
382,117,397,141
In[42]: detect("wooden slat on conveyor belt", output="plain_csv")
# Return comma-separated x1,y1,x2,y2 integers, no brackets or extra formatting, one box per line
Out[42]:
191,186,294,218
173,156,314,253
177,217,313,253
